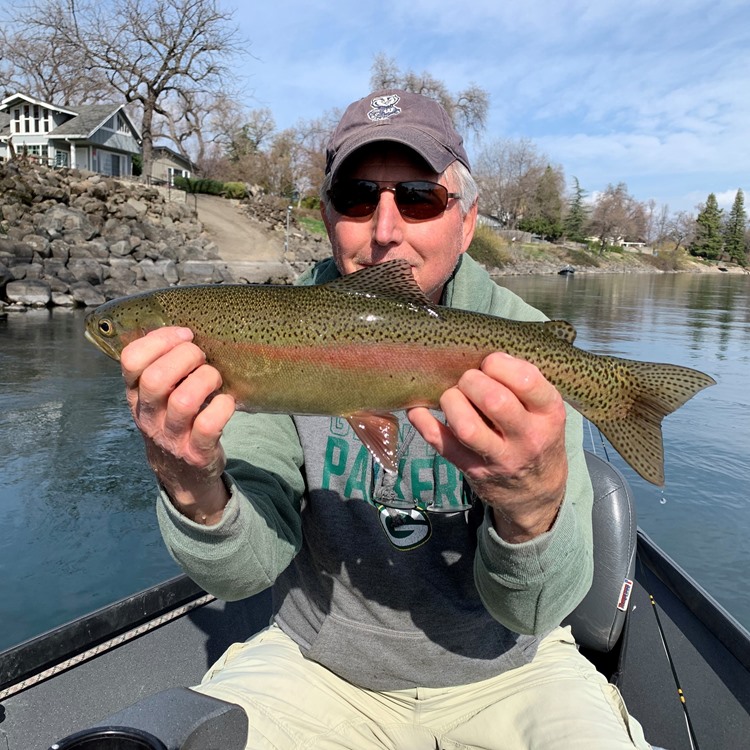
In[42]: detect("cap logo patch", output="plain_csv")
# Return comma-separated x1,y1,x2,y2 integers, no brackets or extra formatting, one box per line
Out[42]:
368,94,401,122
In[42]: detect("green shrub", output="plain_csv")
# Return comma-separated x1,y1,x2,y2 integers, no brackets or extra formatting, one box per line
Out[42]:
467,224,511,268
223,182,247,199
195,179,225,196
300,195,321,210
173,175,193,192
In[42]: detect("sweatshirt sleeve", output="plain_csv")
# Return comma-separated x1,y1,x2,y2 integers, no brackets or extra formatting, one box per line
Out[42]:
473,403,594,635
156,411,306,601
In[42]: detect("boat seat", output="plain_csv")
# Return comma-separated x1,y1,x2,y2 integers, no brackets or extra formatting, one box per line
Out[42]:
51,687,247,749
562,451,637,653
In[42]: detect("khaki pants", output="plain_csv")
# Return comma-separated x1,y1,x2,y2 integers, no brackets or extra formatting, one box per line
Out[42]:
194,623,651,750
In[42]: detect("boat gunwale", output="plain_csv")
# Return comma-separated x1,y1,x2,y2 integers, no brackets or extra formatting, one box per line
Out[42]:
0,574,205,695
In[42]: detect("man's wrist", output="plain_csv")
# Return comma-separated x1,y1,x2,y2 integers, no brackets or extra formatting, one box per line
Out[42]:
490,497,563,543
161,473,231,526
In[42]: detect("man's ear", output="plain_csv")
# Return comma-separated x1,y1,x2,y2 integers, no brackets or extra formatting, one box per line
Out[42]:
320,202,333,237
460,201,479,255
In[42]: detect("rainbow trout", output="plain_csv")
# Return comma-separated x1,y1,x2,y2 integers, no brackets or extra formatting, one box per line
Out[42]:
84,259,715,485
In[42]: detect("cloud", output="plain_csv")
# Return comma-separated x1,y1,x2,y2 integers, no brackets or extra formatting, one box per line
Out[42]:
228,0,750,211
710,189,745,210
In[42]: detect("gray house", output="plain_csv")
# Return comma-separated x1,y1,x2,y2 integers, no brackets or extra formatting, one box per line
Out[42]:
0,92,141,177
150,145,194,186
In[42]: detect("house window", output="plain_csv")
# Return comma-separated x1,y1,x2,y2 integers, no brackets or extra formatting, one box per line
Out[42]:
55,151,69,168
103,114,130,134
13,108,20,133
23,144,49,165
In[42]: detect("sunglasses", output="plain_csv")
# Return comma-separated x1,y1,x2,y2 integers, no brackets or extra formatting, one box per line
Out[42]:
328,180,461,221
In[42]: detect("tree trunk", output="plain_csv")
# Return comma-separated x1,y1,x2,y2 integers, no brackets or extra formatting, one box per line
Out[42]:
140,101,155,184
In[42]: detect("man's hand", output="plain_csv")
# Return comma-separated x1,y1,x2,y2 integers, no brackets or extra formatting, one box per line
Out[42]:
408,352,568,542
120,327,236,524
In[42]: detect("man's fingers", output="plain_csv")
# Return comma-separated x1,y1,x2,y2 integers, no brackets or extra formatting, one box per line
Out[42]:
134,341,206,413
120,327,194,388
163,364,224,440
408,402,494,474
479,352,561,413
192,394,236,454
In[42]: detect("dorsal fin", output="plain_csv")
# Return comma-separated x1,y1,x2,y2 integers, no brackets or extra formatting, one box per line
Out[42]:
542,319,577,344
325,259,432,307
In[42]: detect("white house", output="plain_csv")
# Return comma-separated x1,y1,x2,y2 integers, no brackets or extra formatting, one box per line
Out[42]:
0,92,141,177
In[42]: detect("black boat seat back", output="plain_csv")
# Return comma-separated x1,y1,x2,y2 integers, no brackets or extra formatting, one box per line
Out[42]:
563,451,637,652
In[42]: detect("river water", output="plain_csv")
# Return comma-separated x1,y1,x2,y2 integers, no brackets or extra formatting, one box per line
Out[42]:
0,271,748,651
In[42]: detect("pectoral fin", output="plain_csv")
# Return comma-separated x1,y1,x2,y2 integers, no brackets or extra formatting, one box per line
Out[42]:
346,411,400,473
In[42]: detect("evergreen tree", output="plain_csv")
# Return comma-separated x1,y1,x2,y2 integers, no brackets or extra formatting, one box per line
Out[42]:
723,189,747,265
518,165,564,240
563,177,588,242
690,193,723,259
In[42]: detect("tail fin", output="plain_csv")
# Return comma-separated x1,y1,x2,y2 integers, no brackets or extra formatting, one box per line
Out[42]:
581,361,715,486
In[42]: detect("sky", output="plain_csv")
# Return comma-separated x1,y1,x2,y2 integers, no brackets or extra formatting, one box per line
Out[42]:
226,0,750,214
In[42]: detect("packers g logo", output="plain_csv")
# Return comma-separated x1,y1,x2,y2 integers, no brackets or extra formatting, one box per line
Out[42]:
377,505,432,550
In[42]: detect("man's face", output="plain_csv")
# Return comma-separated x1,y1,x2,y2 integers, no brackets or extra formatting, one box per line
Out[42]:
322,143,477,302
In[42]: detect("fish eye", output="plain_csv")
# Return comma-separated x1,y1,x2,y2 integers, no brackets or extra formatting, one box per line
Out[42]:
98,318,116,337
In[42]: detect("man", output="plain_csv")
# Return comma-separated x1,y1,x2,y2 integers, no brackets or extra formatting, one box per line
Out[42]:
121,90,650,748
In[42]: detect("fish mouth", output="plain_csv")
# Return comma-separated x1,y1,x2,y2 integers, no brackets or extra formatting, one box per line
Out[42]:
84,328,121,361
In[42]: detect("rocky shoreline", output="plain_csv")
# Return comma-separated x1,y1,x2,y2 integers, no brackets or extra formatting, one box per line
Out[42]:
0,160,742,311
0,160,242,310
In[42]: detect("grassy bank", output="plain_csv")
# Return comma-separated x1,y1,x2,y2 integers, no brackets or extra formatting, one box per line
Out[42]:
283,206,745,276
466,225,744,275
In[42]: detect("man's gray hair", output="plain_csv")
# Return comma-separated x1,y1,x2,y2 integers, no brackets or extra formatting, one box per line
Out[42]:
320,160,478,219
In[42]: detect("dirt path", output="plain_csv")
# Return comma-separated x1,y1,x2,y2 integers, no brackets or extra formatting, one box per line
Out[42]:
195,194,283,262
192,194,292,282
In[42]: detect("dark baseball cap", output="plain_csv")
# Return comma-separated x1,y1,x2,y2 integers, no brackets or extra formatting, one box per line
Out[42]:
326,89,471,180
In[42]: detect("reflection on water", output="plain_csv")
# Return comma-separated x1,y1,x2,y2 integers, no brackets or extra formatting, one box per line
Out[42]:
498,272,750,629
1,272,749,650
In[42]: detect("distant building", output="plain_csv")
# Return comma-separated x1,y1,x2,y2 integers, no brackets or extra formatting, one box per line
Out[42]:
149,145,195,186
0,92,140,177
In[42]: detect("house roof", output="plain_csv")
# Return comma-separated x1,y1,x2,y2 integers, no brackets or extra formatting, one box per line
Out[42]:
152,145,195,171
0,92,141,144
50,104,127,138
0,92,77,117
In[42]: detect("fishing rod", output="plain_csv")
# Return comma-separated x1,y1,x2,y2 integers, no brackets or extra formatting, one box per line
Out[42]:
636,552,701,750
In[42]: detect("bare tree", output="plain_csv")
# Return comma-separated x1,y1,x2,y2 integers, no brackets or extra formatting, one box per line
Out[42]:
369,54,488,139
473,138,550,228
219,107,277,165
12,0,248,180
651,203,672,248
587,182,646,254
0,23,107,103
291,109,341,199
668,211,697,252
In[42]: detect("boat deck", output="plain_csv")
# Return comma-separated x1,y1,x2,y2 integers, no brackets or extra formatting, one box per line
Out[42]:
1,534,749,749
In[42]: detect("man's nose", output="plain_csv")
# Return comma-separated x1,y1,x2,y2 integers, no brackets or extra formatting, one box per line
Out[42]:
372,189,404,246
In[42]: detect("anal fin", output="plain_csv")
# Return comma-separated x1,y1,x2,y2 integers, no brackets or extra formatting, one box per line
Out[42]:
346,411,400,473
